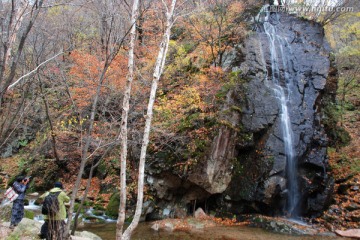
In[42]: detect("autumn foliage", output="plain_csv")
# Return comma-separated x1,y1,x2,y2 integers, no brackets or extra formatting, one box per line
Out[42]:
68,50,127,109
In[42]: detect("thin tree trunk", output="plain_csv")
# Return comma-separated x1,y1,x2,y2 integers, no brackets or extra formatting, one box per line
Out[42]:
120,1,177,239
116,0,139,238
63,64,110,239
38,76,60,163
71,157,101,234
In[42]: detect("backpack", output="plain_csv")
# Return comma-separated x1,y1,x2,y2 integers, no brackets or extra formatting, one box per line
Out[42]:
42,191,61,215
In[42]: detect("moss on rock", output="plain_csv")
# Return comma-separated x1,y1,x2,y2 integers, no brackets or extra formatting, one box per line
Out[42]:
105,192,120,218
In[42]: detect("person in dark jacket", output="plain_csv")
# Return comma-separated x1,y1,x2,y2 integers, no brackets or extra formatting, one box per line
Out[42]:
10,175,30,229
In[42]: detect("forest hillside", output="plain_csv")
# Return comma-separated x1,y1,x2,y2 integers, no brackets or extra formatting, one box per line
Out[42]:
0,0,359,235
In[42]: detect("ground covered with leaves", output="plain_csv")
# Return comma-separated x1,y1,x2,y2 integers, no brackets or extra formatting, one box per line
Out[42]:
317,105,360,231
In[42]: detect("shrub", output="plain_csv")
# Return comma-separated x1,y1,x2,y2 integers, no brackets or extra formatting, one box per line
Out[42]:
24,209,34,219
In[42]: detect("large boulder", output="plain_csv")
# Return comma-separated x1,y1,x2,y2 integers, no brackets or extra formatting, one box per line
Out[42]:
3,218,42,239
0,218,101,240
188,126,238,194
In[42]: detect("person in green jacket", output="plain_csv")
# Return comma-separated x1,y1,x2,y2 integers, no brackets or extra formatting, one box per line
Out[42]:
39,182,70,240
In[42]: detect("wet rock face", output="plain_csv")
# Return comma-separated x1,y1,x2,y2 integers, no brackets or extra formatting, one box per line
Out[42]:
224,13,334,216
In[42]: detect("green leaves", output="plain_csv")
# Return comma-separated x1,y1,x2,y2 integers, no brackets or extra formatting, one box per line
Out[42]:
18,139,28,147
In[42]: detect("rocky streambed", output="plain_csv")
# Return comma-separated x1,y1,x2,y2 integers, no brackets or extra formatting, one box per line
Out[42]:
79,209,356,240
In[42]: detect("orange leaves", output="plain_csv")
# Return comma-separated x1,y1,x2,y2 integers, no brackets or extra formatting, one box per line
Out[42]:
68,51,103,109
198,66,225,96
68,50,127,109
69,51,99,80
228,1,244,14
151,215,248,233
210,215,245,226
106,51,128,91
191,127,211,138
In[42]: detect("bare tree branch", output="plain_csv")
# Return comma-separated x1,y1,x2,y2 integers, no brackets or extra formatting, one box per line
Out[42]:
8,51,63,90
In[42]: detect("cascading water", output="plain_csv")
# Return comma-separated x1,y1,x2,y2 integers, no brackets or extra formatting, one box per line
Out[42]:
24,199,41,210
258,6,299,217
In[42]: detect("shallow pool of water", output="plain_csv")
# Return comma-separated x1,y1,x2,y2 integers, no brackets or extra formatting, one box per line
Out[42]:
79,222,347,240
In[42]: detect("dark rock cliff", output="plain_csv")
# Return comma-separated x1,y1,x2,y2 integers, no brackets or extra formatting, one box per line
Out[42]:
216,12,334,217
146,12,336,219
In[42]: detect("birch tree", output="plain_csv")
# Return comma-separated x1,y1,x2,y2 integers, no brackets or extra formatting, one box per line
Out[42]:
116,0,178,239
116,0,140,238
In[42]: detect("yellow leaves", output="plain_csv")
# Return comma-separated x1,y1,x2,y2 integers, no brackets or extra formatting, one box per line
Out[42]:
47,5,69,17
176,86,202,108
57,115,88,131
155,86,205,127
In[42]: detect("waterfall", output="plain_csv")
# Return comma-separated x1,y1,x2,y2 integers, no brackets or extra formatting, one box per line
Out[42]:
85,207,117,223
259,8,299,217
25,198,41,210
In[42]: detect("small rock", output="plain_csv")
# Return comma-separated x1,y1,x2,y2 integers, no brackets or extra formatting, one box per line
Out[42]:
335,229,360,238
351,215,360,222
164,222,174,231
74,230,102,240
151,222,159,231
345,203,360,211
27,192,39,197
270,221,276,228
329,205,341,214
337,184,350,194
194,208,207,219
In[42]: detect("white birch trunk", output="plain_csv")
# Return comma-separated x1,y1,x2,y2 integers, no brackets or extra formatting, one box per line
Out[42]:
120,0,177,239
116,0,139,238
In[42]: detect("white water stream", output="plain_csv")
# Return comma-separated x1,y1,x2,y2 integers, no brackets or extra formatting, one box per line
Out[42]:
259,8,299,217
